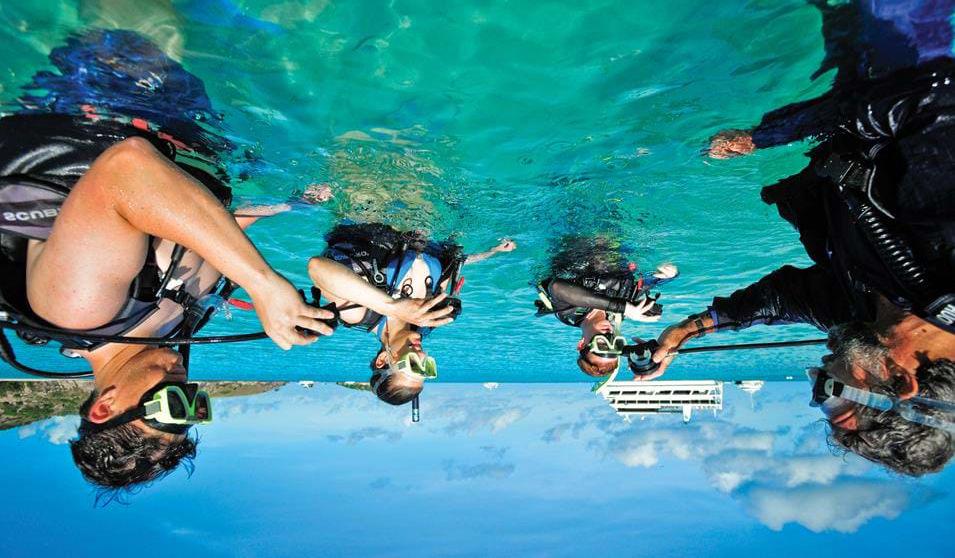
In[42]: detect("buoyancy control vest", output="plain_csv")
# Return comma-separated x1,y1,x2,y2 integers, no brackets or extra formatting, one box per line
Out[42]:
0,114,234,369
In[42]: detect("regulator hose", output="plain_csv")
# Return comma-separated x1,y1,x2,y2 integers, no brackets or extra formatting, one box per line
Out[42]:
848,195,933,294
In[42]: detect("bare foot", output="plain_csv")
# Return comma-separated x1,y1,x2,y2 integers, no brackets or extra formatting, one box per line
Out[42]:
302,183,334,204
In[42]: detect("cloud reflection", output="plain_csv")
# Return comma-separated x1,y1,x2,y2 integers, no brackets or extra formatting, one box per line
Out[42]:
598,407,918,533
17,415,79,445
741,480,909,533
204,381,937,534
6,381,930,536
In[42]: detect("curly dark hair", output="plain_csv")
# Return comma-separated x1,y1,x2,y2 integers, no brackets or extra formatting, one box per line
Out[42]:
69,390,198,504
829,358,955,477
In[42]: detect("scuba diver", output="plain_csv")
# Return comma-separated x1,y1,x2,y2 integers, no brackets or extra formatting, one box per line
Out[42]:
0,29,359,498
533,235,678,377
655,0,955,476
308,223,517,407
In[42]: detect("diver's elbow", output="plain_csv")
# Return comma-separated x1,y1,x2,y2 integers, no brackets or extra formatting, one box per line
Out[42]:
307,256,328,281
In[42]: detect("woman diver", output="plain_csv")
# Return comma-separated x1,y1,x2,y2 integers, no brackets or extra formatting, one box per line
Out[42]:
308,223,516,406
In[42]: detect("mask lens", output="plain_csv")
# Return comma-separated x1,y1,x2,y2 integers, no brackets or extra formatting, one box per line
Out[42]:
592,336,611,352
401,353,437,379
166,390,189,419
421,357,437,378
411,354,437,378
807,368,835,407
819,396,850,415
192,392,211,420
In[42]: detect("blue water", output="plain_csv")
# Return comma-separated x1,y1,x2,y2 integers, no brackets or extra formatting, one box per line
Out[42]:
1,0,834,382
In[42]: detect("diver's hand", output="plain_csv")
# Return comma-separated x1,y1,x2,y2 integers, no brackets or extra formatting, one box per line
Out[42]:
650,313,713,375
249,274,336,350
708,129,755,159
624,298,661,322
493,239,517,253
654,263,678,280
387,293,456,328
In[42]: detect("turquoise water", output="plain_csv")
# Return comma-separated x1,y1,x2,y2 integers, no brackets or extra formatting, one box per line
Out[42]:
0,0,834,381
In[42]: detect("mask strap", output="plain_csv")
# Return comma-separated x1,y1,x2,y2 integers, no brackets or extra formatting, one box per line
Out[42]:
834,383,895,412
833,381,955,433
898,398,955,433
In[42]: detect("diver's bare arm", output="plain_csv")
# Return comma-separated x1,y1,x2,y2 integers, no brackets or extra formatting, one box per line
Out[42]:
307,256,456,327
83,138,287,294
307,256,398,315
31,137,331,348
464,239,517,265
233,183,333,229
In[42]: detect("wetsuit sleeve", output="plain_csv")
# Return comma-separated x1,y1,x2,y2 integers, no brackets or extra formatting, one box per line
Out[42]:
709,264,854,332
750,90,841,149
548,279,628,314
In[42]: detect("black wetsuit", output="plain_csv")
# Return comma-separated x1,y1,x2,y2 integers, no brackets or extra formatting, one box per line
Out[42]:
708,3,955,333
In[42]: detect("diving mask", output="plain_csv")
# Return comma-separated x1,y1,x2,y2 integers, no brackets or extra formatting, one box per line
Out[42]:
79,382,212,435
585,332,628,358
807,368,955,433
372,351,438,394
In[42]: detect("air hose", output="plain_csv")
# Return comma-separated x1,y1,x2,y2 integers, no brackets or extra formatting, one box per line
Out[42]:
846,195,933,294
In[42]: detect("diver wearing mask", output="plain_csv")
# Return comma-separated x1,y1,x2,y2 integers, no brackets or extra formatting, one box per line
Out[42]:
656,1,955,476
534,235,678,377
308,223,517,408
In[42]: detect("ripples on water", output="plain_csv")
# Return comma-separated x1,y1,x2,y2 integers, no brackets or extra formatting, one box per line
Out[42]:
0,0,832,379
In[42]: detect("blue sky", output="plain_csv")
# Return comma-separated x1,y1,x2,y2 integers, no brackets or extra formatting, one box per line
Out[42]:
0,381,951,557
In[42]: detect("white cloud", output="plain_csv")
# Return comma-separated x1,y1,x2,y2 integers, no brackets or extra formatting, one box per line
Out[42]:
437,403,529,436
44,416,79,445
614,442,659,468
607,423,775,471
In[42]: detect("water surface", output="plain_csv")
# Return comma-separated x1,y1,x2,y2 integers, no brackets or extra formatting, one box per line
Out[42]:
0,0,834,381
